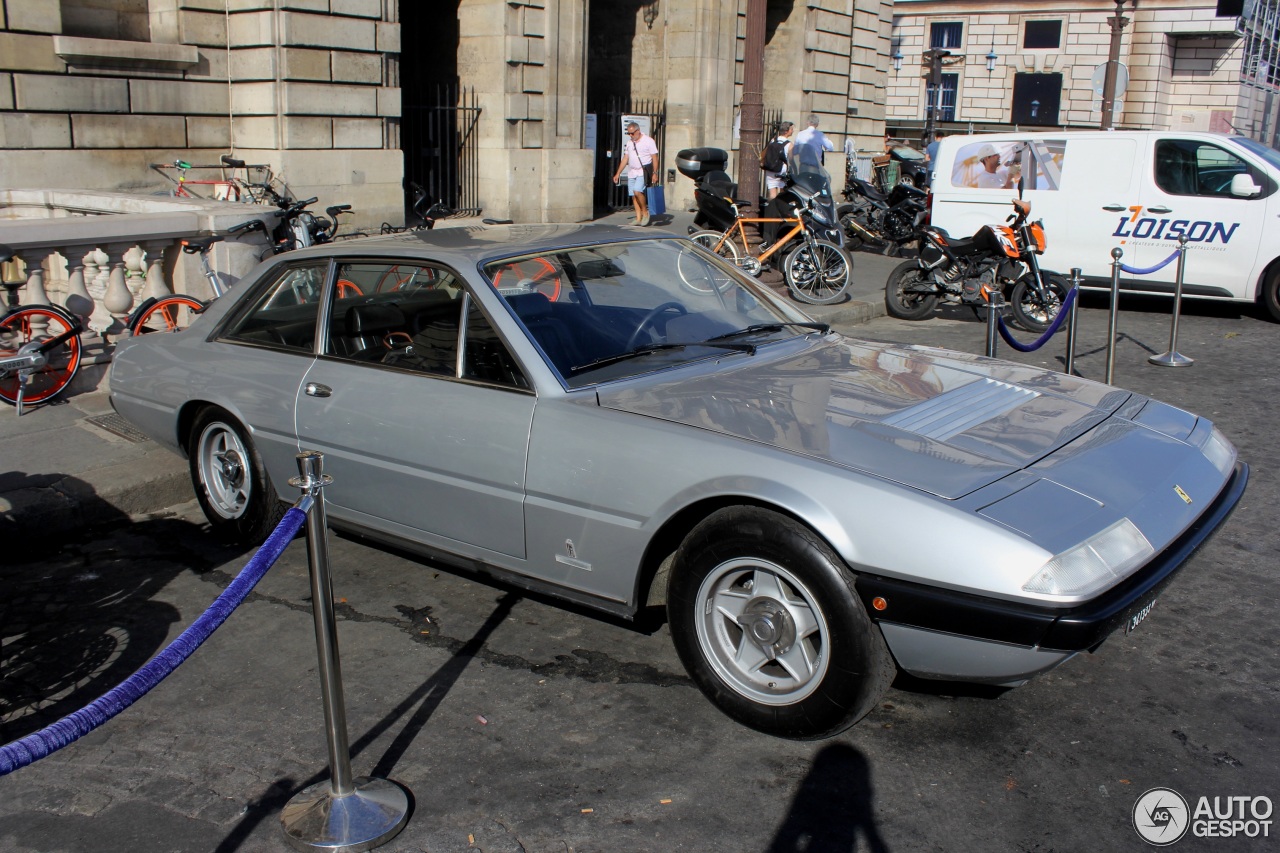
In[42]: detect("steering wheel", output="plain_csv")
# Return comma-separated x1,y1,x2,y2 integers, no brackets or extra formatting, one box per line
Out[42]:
625,301,688,351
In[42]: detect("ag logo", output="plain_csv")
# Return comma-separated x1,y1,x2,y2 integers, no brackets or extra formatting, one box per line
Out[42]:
1134,787,1191,845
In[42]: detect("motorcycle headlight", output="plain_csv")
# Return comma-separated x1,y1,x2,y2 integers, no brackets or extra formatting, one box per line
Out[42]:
810,206,832,226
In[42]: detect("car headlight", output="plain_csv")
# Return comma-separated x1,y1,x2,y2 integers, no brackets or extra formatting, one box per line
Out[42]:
1198,426,1236,478
1022,518,1154,598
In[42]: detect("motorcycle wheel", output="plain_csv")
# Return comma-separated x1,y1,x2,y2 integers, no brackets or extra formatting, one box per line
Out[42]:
884,261,939,321
1009,273,1069,334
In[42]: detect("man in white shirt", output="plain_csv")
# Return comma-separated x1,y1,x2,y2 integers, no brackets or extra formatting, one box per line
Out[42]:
973,143,1019,189
793,114,834,170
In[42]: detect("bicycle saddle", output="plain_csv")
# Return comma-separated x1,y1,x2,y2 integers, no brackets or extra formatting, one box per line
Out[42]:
182,235,226,254
220,155,246,168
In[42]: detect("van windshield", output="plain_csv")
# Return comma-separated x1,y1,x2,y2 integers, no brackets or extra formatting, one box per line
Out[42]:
1229,136,1280,171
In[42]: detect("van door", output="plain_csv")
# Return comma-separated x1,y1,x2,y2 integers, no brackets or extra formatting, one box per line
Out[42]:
1063,136,1144,283
1123,137,1269,300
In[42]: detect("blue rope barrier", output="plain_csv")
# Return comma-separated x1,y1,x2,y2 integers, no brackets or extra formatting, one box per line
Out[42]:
996,286,1078,353
1118,249,1181,276
0,507,307,777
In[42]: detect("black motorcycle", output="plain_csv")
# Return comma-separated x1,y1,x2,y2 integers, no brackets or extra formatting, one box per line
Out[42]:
837,176,928,256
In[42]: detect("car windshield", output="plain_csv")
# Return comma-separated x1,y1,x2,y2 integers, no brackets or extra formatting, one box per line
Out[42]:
1229,135,1280,171
484,237,820,389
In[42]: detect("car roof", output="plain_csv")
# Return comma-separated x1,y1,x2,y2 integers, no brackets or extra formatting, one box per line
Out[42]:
284,222,674,268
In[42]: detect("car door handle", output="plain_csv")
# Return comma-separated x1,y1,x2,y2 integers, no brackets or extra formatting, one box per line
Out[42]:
305,382,332,398
1146,206,1172,214
1102,204,1127,212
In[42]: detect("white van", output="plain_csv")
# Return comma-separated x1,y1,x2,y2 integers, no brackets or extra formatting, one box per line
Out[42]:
928,130,1280,320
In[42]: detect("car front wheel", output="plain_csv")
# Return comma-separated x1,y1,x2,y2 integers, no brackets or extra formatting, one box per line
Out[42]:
668,507,895,739
189,406,286,544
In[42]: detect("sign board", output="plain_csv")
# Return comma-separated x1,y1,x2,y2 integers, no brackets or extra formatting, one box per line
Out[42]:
1091,62,1129,97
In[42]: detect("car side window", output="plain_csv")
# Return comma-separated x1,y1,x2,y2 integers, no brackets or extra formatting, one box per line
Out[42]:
1154,139,1260,198
323,260,526,388
220,261,328,351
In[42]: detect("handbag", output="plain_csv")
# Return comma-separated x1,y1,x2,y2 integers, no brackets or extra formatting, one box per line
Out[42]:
642,160,655,186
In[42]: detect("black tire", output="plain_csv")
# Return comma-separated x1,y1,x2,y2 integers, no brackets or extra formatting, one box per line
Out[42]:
667,507,896,739
784,239,852,305
884,261,938,320
189,406,286,544
1009,273,1069,334
1261,267,1280,322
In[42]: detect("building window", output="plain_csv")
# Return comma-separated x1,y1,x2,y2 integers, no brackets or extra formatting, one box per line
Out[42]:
930,22,964,50
1023,20,1062,50
1011,73,1062,126
927,73,958,122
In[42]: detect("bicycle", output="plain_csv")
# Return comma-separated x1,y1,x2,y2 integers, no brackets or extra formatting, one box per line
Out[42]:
127,218,263,335
0,244,85,414
686,208,852,305
150,156,288,205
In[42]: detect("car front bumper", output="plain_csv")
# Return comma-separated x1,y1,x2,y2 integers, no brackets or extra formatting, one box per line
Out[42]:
857,462,1248,684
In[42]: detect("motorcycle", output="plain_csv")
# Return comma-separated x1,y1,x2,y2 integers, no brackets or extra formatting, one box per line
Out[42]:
837,176,928,256
267,196,352,253
764,150,846,249
884,198,1068,333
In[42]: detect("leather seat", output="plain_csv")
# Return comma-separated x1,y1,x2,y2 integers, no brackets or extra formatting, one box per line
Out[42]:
342,303,406,360
507,292,586,374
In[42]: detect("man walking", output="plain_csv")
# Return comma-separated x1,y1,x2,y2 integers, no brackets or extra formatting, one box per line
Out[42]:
793,114,834,170
613,121,659,226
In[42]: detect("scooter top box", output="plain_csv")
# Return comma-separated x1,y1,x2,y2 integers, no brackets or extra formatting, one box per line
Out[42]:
676,148,729,180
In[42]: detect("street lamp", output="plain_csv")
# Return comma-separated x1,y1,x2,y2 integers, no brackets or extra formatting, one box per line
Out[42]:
892,48,904,72
1031,99,1041,119
986,47,998,73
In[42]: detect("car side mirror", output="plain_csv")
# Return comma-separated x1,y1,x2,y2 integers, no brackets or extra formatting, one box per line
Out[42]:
1230,172,1262,197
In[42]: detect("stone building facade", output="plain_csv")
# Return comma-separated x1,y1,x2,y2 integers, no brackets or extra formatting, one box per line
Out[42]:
1,0,896,227
886,0,1279,145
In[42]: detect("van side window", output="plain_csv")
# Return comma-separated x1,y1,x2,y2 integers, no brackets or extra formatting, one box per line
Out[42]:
1154,140,1263,198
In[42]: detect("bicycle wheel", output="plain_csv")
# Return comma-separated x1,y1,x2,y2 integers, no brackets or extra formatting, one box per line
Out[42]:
336,279,363,298
0,306,82,406
784,239,853,305
129,295,206,334
492,258,562,301
679,231,740,294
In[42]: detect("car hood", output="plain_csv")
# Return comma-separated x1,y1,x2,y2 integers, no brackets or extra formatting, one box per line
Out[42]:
596,337,1132,499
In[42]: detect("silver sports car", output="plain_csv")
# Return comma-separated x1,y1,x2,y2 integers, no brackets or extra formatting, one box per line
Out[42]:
109,224,1247,739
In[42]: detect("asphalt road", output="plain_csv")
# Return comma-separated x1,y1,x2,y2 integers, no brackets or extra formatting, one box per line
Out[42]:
1,281,1276,852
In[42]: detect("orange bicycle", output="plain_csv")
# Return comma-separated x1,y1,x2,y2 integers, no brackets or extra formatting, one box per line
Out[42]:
686,207,852,305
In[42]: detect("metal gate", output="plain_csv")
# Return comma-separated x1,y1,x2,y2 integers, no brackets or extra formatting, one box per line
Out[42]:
594,96,666,212
401,84,482,219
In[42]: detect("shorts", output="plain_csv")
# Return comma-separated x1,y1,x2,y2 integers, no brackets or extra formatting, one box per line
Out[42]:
764,171,787,191
627,172,646,194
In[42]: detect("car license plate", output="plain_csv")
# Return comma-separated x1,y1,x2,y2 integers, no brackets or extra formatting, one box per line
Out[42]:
1126,598,1157,634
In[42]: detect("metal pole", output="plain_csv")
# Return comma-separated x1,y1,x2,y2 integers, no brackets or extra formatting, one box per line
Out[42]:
281,451,410,852
1107,247,1122,385
985,290,999,358
1148,234,1194,367
1065,267,1081,376
1100,0,1130,130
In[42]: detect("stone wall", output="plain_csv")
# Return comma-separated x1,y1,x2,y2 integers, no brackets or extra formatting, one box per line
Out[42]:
887,0,1250,136
0,0,403,230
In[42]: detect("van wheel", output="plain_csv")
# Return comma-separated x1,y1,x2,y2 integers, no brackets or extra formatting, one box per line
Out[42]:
1262,268,1280,322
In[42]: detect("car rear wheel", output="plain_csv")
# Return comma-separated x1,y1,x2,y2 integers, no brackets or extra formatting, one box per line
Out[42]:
1262,266,1280,322
667,507,895,739
189,406,286,544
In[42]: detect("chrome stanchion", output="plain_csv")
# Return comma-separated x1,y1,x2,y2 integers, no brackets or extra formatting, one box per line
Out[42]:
1065,267,1081,376
1106,247,1122,385
1149,233,1194,368
984,288,1001,358
281,451,411,852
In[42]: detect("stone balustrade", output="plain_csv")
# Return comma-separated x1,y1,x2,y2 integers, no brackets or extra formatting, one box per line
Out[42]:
0,189,275,388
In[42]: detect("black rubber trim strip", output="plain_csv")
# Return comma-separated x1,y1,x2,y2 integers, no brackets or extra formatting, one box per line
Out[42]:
855,461,1248,652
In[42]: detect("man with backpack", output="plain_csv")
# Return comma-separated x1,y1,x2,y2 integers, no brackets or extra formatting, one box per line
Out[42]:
761,121,794,199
